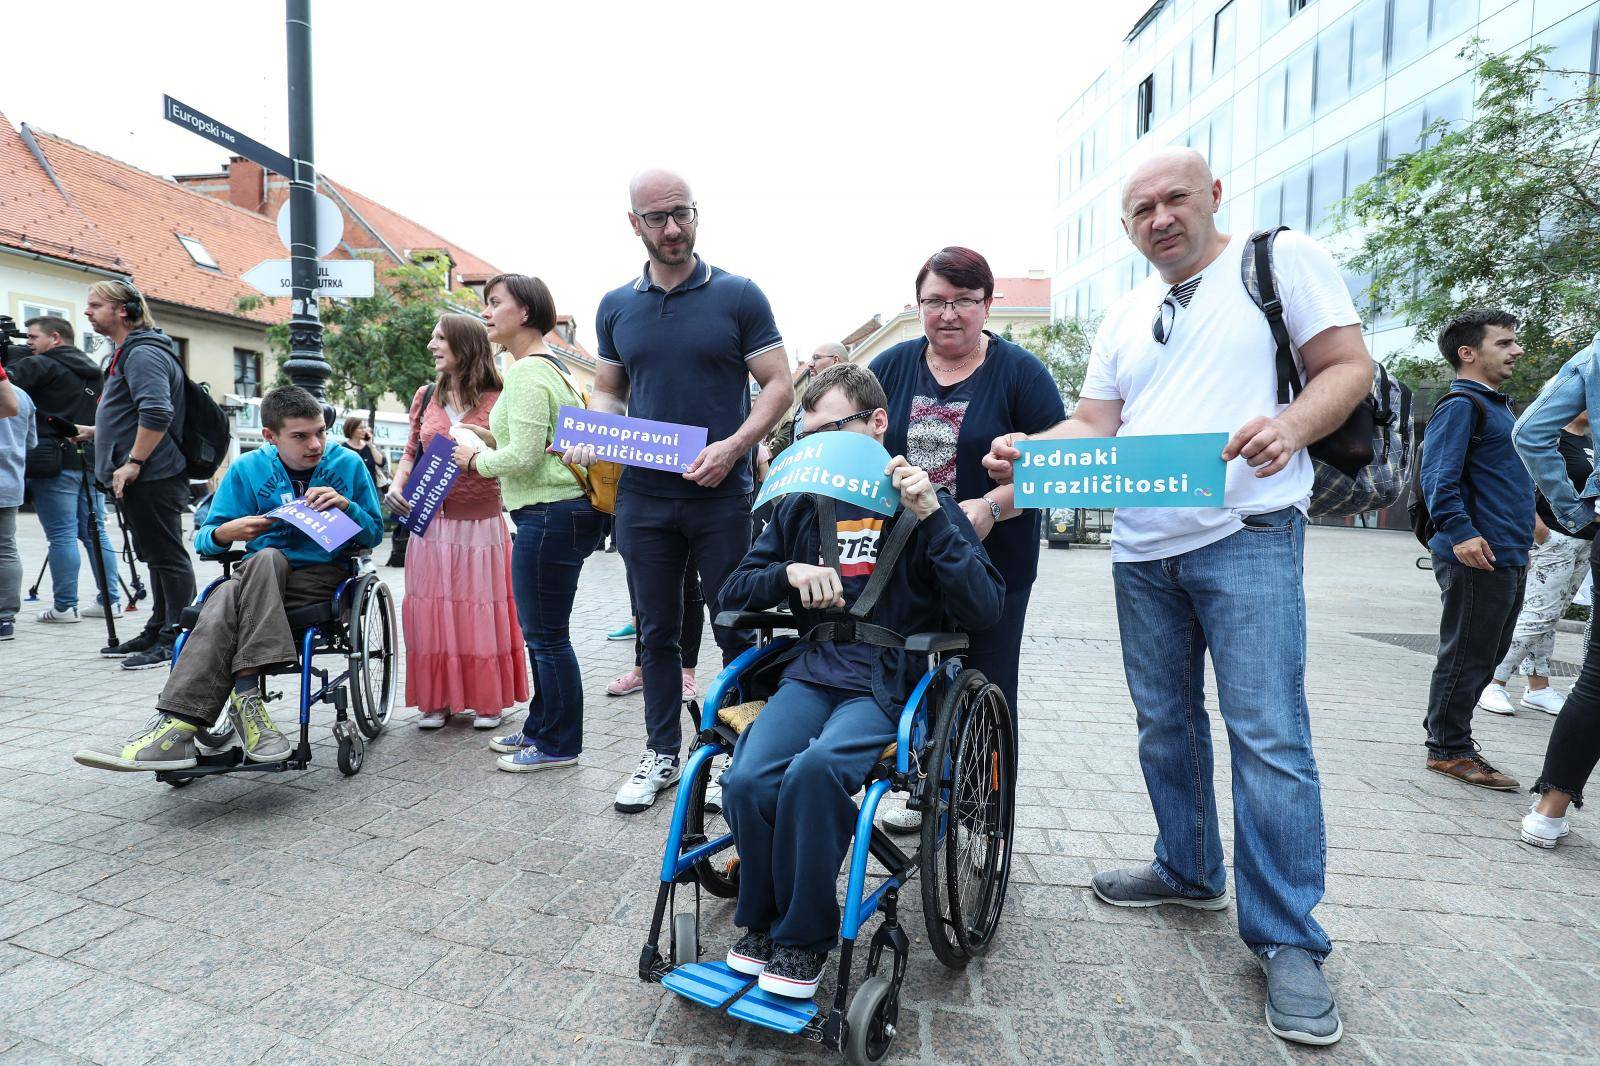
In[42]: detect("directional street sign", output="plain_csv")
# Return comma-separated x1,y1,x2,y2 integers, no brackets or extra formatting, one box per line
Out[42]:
242,259,375,298
162,95,293,178
276,194,344,257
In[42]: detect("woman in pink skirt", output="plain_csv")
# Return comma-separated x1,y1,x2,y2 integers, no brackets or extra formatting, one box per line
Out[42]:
385,314,529,729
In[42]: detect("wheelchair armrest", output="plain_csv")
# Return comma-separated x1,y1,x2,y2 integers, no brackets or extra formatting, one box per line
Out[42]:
199,550,248,565
714,610,800,633
905,632,969,654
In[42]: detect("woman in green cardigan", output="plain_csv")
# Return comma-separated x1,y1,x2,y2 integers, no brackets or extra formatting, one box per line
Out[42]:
452,274,602,772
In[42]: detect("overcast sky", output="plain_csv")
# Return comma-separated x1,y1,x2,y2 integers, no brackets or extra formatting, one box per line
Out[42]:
7,0,1134,362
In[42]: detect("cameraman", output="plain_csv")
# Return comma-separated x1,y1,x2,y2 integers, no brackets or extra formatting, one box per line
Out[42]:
8,316,121,623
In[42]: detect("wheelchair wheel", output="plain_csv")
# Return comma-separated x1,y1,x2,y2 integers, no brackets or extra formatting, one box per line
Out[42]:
844,975,898,1064
337,731,364,776
683,743,739,899
348,577,396,740
919,669,1014,967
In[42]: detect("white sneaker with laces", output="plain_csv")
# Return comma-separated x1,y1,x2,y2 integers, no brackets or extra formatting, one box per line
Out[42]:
37,607,80,624
615,749,681,813
1477,683,1515,716
472,711,504,730
1520,687,1565,715
1521,804,1570,848
881,804,922,834
417,710,448,730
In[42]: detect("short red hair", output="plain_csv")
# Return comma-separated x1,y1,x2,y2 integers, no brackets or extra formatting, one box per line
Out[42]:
915,247,994,301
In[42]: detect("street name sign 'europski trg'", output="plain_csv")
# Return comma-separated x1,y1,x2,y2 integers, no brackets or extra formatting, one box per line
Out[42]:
162,95,294,178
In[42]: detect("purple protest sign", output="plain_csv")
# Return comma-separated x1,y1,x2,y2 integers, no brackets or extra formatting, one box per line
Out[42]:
267,498,363,554
550,405,707,473
400,435,462,538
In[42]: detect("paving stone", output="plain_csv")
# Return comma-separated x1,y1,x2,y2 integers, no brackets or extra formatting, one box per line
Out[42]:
1007,1012,1105,1064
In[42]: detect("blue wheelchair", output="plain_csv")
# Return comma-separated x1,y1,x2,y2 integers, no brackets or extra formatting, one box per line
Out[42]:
155,549,396,786
639,609,1016,1064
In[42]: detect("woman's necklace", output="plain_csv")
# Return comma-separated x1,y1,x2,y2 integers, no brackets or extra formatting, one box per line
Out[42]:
928,333,986,376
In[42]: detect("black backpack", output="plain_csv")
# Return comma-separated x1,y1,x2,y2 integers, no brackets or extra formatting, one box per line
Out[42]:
132,333,231,479
1407,388,1488,548
1243,226,1414,518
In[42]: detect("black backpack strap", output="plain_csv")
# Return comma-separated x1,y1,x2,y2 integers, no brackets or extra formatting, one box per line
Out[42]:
1243,226,1298,405
815,494,840,571
1432,388,1488,445
848,508,918,620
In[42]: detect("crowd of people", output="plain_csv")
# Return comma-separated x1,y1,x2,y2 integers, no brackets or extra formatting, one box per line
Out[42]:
0,149,1596,1049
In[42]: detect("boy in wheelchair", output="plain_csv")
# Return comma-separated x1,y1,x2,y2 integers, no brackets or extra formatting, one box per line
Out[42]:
715,363,1004,998
75,386,384,772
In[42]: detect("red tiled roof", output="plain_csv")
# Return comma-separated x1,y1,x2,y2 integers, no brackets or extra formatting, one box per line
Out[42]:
26,128,331,326
991,277,1051,308
0,113,122,273
321,180,500,283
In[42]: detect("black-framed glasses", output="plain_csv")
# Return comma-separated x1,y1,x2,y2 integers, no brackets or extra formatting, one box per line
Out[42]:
637,204,698,229
918,297,985,315
795,409,874,441
1152,294,1179,345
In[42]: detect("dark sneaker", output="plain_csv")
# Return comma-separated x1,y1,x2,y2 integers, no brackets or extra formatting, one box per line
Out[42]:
758,946,827,998
121,645,173,671
1261,947,1342,1045
73,715,198,772
1426,754,1519,791
228,691,291,762
1091,864,1229,910
101,631,159,658
726,929,773,976
0,621,12,641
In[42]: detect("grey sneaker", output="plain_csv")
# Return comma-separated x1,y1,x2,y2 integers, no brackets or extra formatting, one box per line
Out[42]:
73,715,198,772
228,690,292,763
1260,947,1342,1045
1091,864,1229,910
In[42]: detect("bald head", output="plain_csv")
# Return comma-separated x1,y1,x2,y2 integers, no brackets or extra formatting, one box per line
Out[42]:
1120,146,1226,284
1122,147,1214,215
629,168,693,213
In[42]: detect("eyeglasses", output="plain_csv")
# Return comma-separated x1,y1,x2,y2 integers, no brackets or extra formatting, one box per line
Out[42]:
795,409,874,441
637,205,698,229
1151,294,1179,345
918,297,985,315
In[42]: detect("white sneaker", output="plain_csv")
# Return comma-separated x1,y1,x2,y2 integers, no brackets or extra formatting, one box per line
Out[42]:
1520,687,1565,715
37,607,80,624
417,710,448,730
80,602,116,619
472,711,504,730
881,805,922,834
1477,683,1515,716
1521,804,1570,848
615,749,681,813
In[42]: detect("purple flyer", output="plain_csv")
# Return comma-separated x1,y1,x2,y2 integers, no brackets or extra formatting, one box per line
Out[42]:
267,498,363,554
399,435,462,538
550,405,708,473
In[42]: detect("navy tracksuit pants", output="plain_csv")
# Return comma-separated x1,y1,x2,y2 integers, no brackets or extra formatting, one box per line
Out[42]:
720,680,896,955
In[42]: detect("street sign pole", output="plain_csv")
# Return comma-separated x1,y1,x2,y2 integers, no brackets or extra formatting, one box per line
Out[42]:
282,0,329,403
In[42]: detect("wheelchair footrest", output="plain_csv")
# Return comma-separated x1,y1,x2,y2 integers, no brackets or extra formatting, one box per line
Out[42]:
662,961,750,1010
725,984,818,1034
662,962,819,1035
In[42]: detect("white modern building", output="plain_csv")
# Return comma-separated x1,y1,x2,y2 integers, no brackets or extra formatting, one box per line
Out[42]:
1053,0,1600,362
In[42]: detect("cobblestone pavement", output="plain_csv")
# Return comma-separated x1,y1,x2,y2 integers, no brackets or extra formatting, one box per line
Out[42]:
1,519,1597,1065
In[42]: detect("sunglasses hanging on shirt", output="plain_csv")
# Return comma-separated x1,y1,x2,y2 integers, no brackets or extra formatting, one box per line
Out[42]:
1150,275,1204,345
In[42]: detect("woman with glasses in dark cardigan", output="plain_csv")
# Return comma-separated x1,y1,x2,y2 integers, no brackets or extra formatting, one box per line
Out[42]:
868,246,1065,833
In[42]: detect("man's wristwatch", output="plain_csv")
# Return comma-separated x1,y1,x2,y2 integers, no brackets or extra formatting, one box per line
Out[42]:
983,496,1002,522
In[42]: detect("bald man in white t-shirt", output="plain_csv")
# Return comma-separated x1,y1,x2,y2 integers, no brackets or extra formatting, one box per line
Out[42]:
987,148,1372,1048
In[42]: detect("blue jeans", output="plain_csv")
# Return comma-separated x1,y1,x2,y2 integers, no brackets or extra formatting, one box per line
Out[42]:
510,499,602,757
1112,507,1331,959
30,468,120,611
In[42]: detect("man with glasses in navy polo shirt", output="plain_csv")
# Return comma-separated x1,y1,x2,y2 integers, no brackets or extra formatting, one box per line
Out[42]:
581,169,793,814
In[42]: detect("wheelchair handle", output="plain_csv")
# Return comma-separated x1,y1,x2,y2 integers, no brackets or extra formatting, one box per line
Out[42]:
905,632,969,654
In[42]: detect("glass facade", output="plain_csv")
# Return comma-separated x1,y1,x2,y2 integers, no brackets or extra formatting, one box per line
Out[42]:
1053,0,1600,360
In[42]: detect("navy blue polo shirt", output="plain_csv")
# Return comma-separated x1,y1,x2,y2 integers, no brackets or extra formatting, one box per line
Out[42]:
596,256,784,498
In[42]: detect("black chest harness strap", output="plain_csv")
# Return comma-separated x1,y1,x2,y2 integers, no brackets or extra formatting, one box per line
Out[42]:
804,495,919,650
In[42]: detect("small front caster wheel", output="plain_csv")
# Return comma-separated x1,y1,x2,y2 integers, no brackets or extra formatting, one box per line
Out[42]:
845,975,898,1065
337,732,364,776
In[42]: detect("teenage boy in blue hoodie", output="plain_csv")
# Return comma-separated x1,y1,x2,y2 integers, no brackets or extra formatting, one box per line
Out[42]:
75,386,383,772
716,363,1004,999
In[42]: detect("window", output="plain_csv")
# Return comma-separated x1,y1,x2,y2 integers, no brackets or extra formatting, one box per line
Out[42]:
1317,13,1352,109
1309,145,1346,236
1255,180,1282,230
1213,1,1238,75
1388,0,1430,70
1422,75,1473,148
1285,42,1316,131
1264,0,1314,35
1136,75,1155,137
1210,103,1234,175
1260,63,1287,141
1350,0,1385,92
1383,101,1427,161
175,234,219,270
1346,123,1383,194
168,336,190,373
1281,165,1311,232
234,349,263,399
1534,7,1600,100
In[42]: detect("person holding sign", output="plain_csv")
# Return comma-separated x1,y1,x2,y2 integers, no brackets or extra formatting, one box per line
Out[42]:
714,363,1003,997
384,314,527,732
449,276,602,771
574,169,793,814
74,387,384,772
986,148,1373,1046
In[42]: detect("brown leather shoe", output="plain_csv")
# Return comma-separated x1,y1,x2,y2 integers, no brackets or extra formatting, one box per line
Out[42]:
1426,754,1520,791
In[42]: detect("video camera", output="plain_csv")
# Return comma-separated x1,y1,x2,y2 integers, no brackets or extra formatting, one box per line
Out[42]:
0,315,27,369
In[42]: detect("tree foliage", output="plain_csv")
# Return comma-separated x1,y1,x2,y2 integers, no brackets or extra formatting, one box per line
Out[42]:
239,258,477,413
1006,314,1102,410
1338,42,1600,404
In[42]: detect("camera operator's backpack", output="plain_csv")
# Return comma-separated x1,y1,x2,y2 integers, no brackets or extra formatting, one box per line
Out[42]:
1243,226,1414,518
1407,388,1489,548
129,332,231,479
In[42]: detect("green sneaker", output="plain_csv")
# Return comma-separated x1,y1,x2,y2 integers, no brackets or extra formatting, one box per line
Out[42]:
228,690,292,763
74,715,198,772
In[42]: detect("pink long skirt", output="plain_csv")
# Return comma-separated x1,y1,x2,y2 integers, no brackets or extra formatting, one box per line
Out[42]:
402,514,530,715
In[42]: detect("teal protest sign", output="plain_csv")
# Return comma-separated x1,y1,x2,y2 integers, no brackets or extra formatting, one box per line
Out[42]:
754,432,899,516
1013,433,1227,508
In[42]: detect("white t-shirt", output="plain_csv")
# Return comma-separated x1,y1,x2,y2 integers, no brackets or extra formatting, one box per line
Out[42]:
1079,231,1361,562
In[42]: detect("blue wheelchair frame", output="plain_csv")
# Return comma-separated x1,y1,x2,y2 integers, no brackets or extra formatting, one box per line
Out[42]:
640,610,976,1054
155,550,390,784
